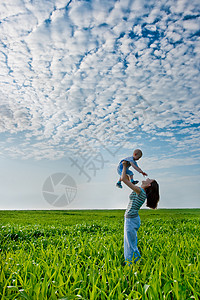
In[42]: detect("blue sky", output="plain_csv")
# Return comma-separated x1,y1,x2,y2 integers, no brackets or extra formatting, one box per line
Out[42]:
0,0,200,209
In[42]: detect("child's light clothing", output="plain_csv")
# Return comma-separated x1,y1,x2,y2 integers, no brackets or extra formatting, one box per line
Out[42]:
117,156,138,176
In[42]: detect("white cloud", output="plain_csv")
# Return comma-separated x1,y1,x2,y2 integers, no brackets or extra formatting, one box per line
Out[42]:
142,156,200,171
0,0,199,160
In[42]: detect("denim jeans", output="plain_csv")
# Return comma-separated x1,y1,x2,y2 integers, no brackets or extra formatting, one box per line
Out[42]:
117,164,134,176
124,216,141,264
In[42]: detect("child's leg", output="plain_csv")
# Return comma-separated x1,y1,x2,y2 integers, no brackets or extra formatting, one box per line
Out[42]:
116,165,123,188
127,171,139,185
116,177,123,188
131,178,139,184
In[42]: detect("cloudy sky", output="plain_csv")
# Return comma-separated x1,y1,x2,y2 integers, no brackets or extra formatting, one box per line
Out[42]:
0,0,199,210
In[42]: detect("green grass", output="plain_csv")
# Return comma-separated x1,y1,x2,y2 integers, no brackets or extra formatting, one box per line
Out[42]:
0,209,199,299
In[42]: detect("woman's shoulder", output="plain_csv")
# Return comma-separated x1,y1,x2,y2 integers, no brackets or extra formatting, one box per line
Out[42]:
130,188,146,198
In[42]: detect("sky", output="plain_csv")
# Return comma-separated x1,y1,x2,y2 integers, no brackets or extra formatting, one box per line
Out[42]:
0,0,200,210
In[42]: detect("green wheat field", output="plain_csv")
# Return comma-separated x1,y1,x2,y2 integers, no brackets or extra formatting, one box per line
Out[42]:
0,209,199,299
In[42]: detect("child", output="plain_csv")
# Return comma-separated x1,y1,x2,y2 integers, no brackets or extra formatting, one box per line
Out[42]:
116,149,147,188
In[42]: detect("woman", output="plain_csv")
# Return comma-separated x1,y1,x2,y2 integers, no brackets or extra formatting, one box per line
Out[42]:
121,161,159,264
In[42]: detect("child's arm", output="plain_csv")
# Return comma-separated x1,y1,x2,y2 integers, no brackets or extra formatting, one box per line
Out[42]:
130,162,148,176
121,161,141,195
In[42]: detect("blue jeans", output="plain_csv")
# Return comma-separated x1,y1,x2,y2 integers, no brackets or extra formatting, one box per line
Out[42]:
117,164,134,176
124,216,141,264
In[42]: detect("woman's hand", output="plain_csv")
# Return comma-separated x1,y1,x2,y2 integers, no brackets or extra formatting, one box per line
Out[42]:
122,160,127,166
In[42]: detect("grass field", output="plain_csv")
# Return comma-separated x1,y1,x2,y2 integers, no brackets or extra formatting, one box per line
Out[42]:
0,209,199,299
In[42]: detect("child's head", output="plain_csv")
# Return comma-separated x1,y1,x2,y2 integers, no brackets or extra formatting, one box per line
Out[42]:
133,149,142,160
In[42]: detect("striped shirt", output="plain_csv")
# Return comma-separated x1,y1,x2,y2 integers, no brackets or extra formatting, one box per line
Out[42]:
125,188,146,218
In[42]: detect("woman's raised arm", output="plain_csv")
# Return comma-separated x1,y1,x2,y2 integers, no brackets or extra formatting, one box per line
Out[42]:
121,161,141,195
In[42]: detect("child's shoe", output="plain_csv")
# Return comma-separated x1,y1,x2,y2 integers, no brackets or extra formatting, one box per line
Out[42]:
131,179,139,185
116,181,122,188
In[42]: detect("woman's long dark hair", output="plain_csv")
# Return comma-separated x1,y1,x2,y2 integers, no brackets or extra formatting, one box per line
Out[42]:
146,180,160,209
